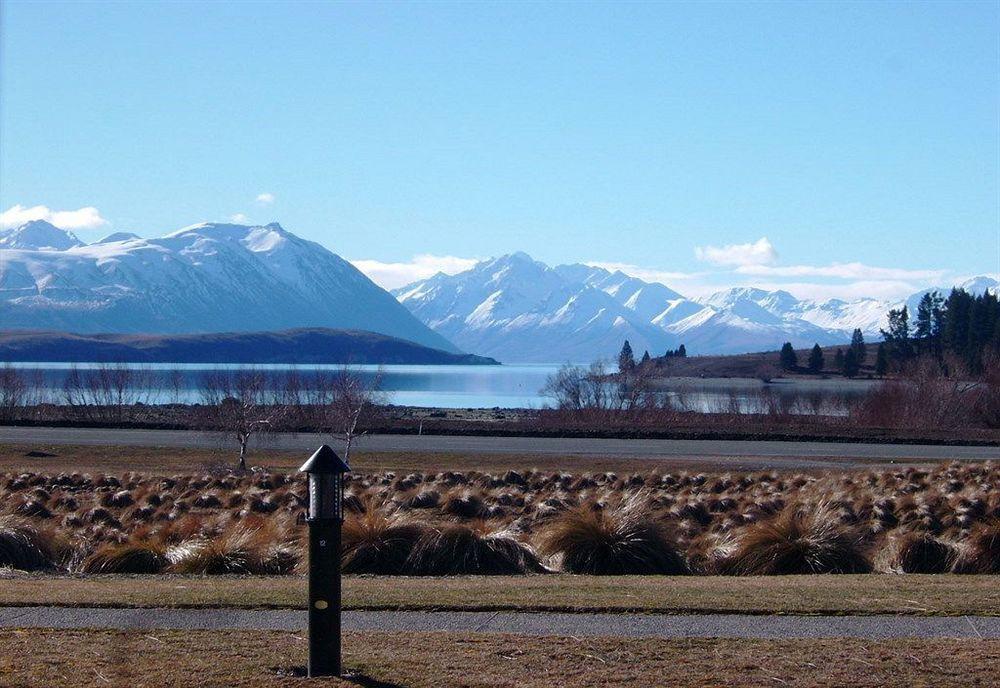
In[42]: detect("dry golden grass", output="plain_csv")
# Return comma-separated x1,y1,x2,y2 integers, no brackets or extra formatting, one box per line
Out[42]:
0,628,996,688
3,460,998,576
0,442,903,475
1,573,997,616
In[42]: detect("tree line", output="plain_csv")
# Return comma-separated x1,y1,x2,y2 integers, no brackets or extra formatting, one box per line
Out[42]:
0,363,385,471
777,287,998,379
882,287,999,374
617,340,686,373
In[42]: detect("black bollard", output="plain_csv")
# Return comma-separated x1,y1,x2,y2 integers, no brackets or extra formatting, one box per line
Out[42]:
300,445,350,678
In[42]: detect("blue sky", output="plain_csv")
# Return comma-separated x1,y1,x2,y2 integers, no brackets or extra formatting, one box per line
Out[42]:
1,0,997,300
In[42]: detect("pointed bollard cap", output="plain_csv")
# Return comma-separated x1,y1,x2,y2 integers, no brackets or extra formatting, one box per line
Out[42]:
299,445,350,474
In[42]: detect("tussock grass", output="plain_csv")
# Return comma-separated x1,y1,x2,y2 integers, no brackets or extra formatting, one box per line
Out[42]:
80,541,169,574
878,532,959,574
0,515,68,571
1,462,996,576
712,504,871,575
341,508,428,575
407,522,545,575
539,498,688,575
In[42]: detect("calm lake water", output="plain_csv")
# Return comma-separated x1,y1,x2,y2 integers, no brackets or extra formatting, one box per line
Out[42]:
12,362,879,411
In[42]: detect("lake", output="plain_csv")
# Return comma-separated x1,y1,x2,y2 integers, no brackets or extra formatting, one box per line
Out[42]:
11,362,879,412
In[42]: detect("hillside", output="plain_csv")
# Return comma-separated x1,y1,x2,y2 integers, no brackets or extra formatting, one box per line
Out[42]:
649,343,877,380
0,220,459,353
0,329,499,365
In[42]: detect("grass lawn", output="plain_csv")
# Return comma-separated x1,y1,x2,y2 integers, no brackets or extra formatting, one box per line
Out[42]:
0,442,943,475
1,628,996,687
1,573,997,616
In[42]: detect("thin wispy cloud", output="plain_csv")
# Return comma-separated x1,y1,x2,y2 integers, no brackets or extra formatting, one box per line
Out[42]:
230,213,250,223
352,254,480,290
1,204,108,230
735,262,947,282
255,192,275,205
695,237,777,267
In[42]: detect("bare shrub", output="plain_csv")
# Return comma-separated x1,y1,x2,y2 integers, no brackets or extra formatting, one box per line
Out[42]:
198,368,288,471
851,356,984,430
310,367,387,462
0,365,27,422
61,363,154,424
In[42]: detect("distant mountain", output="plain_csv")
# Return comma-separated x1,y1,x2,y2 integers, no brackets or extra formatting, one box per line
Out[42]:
395,252,995,362
0,328,498,365
393,253,673,362
0,220,85,250
0,220,460,354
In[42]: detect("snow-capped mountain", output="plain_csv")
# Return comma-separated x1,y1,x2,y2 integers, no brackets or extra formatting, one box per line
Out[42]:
0,220,459,353
0,220,85,251
393,253,674,362
394,254,874,362
395,253,992,362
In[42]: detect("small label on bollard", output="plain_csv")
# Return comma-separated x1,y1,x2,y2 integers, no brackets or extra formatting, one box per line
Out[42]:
314,600,328,610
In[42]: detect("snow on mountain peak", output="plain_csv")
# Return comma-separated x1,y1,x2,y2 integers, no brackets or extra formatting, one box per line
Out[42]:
95,232,142,244
0,220,85,251
0,220,458,354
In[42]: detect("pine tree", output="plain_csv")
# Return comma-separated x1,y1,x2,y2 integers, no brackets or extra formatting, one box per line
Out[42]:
834,348,845,371
779,342,797,371
677,344,687,358
875,342,888,376
843,348,860,377
850,329,866,365
640,350,651,365
881,306,912,364
915,292,935,341
618,340,635,373
807,344,824,373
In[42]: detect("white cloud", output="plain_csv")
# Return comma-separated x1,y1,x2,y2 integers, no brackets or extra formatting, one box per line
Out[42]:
351,254,480,290
230,213,250,223
255,192,275,205
735,262,947,282
695,237,777,267
1,204,108,230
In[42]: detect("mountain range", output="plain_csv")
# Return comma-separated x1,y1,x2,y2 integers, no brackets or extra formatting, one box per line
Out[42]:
394,254,998,362
2,220,995,364
0,220,456,353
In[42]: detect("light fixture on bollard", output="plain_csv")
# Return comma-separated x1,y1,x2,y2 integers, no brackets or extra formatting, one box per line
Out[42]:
300,444,350,678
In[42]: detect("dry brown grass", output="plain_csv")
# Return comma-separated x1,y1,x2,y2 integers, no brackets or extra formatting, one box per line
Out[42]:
2,573,998,615
0,629,996,688
539,497,688,575
711,503,871,575
2,461,998,577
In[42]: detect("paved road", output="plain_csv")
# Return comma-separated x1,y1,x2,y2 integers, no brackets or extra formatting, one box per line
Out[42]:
1,607,996,639
1,426,997,466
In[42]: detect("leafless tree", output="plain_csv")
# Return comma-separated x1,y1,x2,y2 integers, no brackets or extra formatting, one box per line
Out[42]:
198,368,288,471
166,369,186,405
543,361,659,412
60,362,154,423
311,367,387,462
0,364,27,422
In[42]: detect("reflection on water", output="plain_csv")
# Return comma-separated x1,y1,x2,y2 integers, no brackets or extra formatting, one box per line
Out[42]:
10,362,878,411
